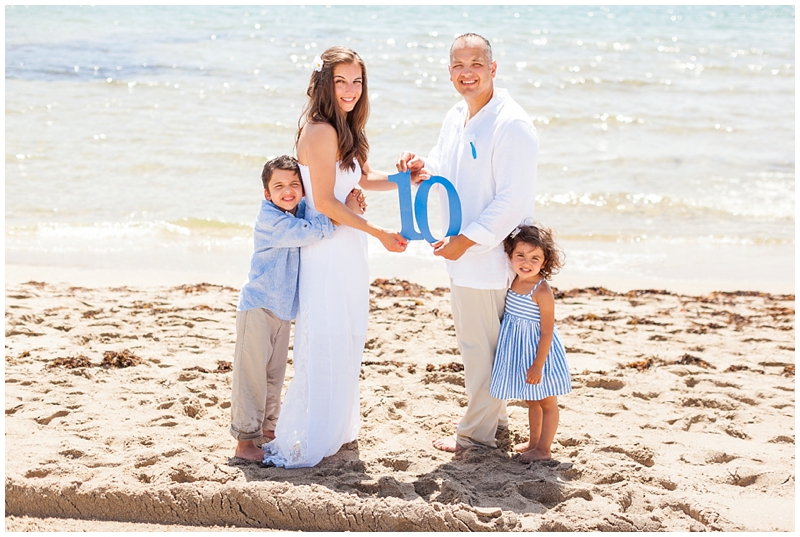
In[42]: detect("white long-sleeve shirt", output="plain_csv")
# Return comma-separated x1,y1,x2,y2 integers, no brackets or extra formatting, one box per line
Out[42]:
424,88,539,289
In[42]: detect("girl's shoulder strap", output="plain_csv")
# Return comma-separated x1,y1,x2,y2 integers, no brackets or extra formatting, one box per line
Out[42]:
531,278,546,294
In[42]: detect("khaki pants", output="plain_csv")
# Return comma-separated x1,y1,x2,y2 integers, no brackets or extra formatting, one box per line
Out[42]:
451,283,508,448
229,308,291,441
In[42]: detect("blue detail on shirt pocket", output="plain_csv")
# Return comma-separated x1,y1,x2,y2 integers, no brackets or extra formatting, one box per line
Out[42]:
469,141,477,159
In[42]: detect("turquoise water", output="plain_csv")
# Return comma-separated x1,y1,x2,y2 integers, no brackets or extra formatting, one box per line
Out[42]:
5,5,795,291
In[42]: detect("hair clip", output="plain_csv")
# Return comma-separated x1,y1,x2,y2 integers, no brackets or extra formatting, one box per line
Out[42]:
313,55,324,72
510,226,521,239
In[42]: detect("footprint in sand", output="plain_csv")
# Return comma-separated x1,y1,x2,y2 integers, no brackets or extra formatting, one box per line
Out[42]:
585,378,625,390
517,479,592,506
35,410,69,426
5,404,24,415
599,445,655,467
151,415,178,427
134,455,160,468
378,457,410,471
705,451,737,464
413,478,440,497
24,468,52,479
178,396,206,419
723,424,749,439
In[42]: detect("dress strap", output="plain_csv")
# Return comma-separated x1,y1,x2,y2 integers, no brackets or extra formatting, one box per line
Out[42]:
530,278,546,295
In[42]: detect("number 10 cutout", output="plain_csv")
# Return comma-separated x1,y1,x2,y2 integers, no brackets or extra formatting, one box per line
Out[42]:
388,171,462,243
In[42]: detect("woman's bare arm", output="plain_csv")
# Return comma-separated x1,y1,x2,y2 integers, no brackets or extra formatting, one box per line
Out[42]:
298,123,406,252
358,160,401,191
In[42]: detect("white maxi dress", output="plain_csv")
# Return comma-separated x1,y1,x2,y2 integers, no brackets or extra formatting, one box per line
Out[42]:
262,161,368,468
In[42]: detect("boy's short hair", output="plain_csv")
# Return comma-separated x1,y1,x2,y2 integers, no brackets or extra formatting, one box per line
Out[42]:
262,155,301,189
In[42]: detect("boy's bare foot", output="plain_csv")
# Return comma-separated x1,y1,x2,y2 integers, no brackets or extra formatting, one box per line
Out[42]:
261,430,275,441
514,441,531,453
433,435,464,453
234,440,266,461
518,448,551,463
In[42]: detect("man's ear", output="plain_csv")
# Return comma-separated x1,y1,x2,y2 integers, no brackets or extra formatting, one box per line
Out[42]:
490,60,497,79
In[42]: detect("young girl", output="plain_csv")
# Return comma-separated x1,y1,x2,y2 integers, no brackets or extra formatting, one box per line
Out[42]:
489,224,570,463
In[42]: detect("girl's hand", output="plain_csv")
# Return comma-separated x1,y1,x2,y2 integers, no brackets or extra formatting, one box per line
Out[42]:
526,364,543,385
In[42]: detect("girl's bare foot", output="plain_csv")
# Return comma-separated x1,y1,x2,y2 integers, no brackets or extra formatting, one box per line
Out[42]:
514,441,531,453
234,440,265,461
518,448,551,463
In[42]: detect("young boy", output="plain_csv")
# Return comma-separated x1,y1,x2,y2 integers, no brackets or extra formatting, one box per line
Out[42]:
231,155,363,461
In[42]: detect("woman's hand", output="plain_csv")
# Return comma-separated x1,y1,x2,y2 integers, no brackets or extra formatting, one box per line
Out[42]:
526,363,543,385
378,229,408,253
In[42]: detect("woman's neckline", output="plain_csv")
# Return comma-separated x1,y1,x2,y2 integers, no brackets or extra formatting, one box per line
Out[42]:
297,161,343,168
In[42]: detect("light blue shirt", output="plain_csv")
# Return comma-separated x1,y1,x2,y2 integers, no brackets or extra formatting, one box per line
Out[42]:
237,199,335,319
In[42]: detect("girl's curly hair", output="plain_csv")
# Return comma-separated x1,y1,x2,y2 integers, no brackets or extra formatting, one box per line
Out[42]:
503,225,565,280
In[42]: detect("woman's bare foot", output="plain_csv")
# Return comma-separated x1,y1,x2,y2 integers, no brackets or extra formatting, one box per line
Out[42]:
514,441,531,453
234,440,265,461
518,448,551,463
433,435,464,453
261,430,275,441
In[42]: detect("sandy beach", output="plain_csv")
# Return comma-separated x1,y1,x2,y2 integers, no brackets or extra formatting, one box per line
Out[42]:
4,270,794,532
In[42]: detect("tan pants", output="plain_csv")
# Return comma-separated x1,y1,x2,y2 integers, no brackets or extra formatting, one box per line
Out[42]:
229,308,291,441
451,283,508,448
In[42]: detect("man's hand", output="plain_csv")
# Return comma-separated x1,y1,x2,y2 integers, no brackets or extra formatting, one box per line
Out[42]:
396,152,428,185
431,234,476,261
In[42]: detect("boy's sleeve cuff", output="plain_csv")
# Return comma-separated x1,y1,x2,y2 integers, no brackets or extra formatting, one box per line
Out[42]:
321,215,336,237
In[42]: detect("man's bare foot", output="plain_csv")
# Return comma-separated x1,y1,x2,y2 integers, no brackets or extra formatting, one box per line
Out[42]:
234,440,265,461
518,448,551,463
261,430,275,441
433,435,464,453
514,441,531,453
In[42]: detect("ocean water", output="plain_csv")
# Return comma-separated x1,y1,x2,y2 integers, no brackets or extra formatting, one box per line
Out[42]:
5,5,795,292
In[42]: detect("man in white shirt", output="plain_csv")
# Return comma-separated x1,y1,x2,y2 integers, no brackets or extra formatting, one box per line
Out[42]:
397,33,538,452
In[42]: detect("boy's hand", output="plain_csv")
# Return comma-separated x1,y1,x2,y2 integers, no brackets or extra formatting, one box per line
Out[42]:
526,363,543,385
346,188,367,214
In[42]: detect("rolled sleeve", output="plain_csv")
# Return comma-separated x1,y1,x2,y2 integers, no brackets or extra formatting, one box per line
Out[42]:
461,222,495,247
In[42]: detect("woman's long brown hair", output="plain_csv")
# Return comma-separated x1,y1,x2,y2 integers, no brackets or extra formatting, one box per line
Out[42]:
296,46,369,172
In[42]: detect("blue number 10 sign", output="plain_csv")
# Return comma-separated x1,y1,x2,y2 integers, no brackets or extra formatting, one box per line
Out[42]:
388,171,462,243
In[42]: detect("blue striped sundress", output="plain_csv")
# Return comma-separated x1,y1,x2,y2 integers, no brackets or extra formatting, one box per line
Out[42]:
489,280,572,401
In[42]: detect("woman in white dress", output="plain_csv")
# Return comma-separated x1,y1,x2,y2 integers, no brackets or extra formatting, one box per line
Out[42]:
262,47,408,468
